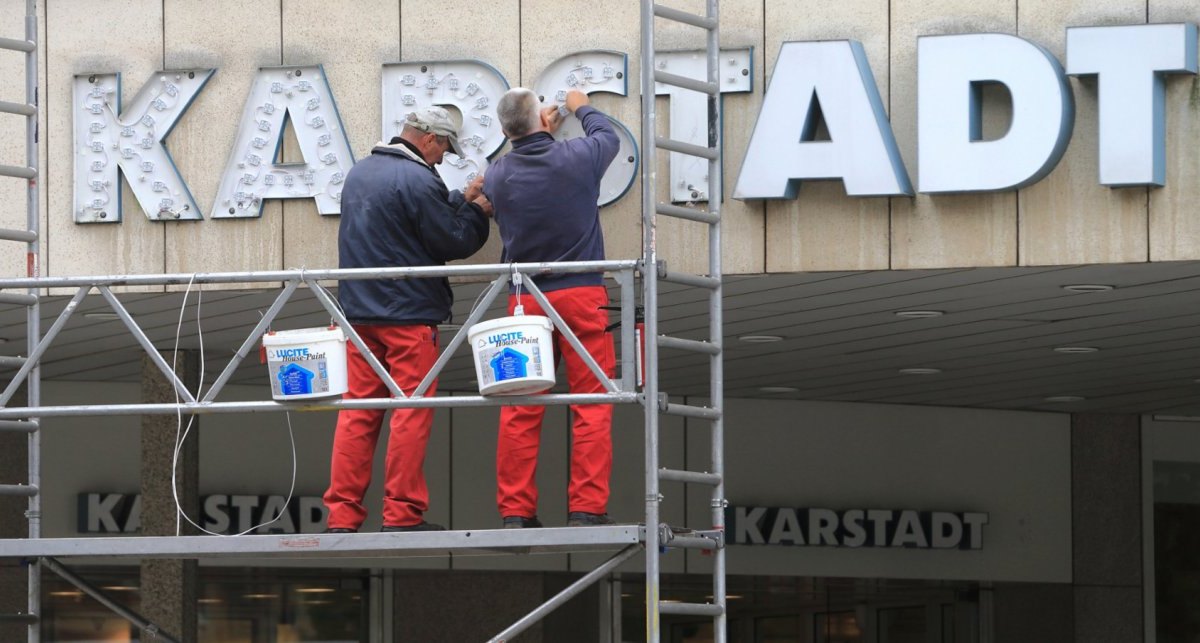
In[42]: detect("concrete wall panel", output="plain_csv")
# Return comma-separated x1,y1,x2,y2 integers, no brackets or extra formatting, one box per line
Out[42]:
655,0,765,276
1149,1,1200,261
522,0,643,265
46,0,165,288
163,0,283,281
36,380,1075,581
1017,2,1148,266
889,0,1018,269
30,2,1200,278
0,3,38,281
764,0,891,272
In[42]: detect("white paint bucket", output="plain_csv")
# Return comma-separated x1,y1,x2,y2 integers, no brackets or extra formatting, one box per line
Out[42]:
262,326,348,401
467,315,556,396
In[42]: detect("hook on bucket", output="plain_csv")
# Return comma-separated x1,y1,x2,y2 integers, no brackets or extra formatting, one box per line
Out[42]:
510,265,525,316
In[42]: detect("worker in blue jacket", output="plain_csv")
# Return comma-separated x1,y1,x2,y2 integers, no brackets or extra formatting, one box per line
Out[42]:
484,88,620,528
325,106,492,533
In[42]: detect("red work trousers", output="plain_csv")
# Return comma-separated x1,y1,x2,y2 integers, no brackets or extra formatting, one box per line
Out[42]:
324,324,438,529
496,286,615,518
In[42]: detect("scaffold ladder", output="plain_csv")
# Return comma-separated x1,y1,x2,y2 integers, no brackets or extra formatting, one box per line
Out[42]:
0,1,41,640
641,1,728,641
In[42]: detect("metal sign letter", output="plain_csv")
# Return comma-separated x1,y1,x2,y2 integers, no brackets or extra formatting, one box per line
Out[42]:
381,60,510,192
1067,23,1199,187
917,34,1074,193
72,70,213,222
734,41,912,199
533,51,640,207
212,65,355,218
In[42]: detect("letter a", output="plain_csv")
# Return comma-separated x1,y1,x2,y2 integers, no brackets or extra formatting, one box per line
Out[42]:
735,40,912,199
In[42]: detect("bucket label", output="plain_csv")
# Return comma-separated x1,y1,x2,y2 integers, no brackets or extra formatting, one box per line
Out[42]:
267,346,332,397
277,363,317,395
490,347,530,381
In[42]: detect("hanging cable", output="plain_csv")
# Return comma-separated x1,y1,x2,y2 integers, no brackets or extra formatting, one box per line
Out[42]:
170,274,298,537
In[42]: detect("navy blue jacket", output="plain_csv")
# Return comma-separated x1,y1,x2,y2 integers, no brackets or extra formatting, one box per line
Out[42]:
483,105,619,291
338,140,490,325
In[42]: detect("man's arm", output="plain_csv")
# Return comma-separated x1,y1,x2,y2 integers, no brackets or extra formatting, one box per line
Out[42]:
564,90,620,176
412,175,491,262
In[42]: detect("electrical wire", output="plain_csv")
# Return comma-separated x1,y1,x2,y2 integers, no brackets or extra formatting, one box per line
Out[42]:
170,274,298,537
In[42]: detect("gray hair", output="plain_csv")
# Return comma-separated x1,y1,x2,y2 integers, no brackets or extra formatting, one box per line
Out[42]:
497,88,541,139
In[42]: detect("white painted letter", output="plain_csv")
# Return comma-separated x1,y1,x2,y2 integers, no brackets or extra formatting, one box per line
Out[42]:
298,497,327,534
963,512,989,549
891,510,928,548
842,509,867,547
654,49,753,202
213,66,354,218
73,70,213,222
534,51,639,206
735,40,912,199
1067,24,1199,186
85,493,121,532
931,511,963,548
255,495,295,534
204,494,231,534
382,60,509,191
808,508,839,546
918,34,1074,193
768,508,805,545
867,509,894,546
734,506,767,544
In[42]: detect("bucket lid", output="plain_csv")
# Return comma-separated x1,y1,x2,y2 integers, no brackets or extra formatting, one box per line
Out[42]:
262,325,346,346
467,315,554,337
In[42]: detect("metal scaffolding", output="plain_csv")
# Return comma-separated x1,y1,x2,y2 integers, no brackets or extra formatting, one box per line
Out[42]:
0,1,726,641
0,2,42,641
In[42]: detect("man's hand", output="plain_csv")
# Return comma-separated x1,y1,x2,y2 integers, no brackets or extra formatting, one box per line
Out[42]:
464,174,485,202
540,104,566,134
564,89,589,113
472,194,494,217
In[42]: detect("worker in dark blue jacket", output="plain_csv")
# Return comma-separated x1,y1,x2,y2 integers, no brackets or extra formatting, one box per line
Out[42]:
325,106,492,533
484,88,620,528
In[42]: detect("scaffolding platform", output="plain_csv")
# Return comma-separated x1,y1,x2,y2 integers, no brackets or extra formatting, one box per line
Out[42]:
0,0,730,638
0,525,644,560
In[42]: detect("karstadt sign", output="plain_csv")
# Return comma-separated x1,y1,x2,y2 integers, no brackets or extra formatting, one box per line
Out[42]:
727,506,989,550
71,23,1198,223
78,492,328,535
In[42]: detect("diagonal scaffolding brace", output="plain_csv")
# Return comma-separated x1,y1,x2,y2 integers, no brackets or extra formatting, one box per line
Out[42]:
97,287,196,404
0,287,89,407
489,544,642,642
200,280,300,403
413,273,509,397
41,557,180,643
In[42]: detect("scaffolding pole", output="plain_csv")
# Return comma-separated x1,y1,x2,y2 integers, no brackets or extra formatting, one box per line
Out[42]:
640,1,663,640
642,0,726,640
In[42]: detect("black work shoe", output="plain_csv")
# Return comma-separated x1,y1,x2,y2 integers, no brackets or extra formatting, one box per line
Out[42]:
380,521,445,532
502,515,543,529
324,527,357,534
567,512,616,527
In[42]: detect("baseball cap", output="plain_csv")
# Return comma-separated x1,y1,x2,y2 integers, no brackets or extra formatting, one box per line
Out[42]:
405,106,464,156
